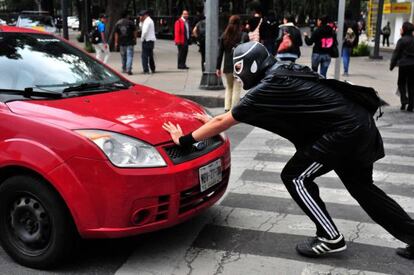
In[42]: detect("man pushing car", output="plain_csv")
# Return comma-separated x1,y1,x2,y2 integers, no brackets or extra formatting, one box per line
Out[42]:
162,41,414,259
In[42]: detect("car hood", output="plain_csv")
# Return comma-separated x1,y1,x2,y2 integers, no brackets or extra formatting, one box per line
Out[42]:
6,85,206,145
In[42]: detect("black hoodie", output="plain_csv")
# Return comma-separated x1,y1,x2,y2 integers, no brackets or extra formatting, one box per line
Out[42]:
232,62,384,166
305,25,337,54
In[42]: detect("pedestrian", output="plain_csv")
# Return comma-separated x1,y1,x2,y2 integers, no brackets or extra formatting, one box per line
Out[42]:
342,11,359,77
275,13,303,62
304,15,337,78
261,12,279,55
382,22,391,47
247,11,262,42
174,10,191,69
139,10,156,74
93,14,110,64
216,15,248,112
390,22,414,112
163,41,414,261
114,11,137,75
192,16,206,71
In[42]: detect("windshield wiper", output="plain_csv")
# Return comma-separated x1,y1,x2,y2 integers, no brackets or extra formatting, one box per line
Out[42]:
0,88,62,99
62,82,102,93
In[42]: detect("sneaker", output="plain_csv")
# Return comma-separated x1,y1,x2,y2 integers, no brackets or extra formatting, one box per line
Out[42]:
127,71,133,75
296,234,347,257
396,245,414,259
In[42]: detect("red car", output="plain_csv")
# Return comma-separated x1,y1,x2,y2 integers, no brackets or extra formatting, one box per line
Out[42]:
0,26,230,269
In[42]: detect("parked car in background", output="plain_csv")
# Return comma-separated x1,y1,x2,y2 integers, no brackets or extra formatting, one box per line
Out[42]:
0,26,231,269
16,11,56,33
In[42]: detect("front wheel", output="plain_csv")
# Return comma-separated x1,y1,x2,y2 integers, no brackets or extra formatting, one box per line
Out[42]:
0,175,79,269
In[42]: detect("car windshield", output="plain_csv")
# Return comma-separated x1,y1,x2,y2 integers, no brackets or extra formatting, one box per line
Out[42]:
18,15,54,27
0,32,123,97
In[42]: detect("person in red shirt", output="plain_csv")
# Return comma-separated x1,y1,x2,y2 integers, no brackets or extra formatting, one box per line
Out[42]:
174,10,191,69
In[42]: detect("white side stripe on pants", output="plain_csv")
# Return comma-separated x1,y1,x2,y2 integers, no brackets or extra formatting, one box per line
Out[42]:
293,162,339,239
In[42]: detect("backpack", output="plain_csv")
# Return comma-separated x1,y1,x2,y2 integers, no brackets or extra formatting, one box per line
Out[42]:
272,63,383,118
382,26,390,36
89,26,101,44
344,27,356,46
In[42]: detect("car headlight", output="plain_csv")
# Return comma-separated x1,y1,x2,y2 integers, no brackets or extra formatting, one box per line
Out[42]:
75,130,166,168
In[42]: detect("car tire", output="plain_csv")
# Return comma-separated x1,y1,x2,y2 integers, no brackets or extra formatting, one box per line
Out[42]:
0,175,79,269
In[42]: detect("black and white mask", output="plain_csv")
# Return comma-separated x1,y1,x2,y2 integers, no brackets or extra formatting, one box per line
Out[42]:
233,42,274,90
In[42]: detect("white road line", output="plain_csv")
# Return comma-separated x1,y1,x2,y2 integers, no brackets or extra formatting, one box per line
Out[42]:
229,180,414,213
212,206,404,249
248,160,414,186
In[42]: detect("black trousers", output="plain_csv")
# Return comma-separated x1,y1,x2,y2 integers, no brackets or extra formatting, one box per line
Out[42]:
142,41,155,73
281,151,414,245
398,65,414,109
177,44,189,68
382,35,390,47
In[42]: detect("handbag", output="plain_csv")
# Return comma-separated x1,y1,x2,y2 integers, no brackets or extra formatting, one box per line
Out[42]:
330,45,339,58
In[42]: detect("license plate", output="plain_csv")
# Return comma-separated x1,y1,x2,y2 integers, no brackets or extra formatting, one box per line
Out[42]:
199,159,222,192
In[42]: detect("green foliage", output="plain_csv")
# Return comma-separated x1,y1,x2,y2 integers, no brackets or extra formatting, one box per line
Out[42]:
352,43,370,56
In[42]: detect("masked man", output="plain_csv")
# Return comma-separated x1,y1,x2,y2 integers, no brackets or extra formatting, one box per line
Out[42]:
163,41,414,259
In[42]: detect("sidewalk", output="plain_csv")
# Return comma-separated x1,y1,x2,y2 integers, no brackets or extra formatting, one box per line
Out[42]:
71,35,401,107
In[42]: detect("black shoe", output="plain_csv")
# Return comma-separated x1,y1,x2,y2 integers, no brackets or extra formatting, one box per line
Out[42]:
396,245,414,259
127,71,133,75
296,234,347,257
407,105,413,112
401,104,406,111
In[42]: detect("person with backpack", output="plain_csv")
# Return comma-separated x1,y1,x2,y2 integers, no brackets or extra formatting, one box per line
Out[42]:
92,14,110,64
192,16,206,72
275,13,303,62
216,15,249,112
304,15,337,78
114,11,137,75
163,41,414,261
139,10,156,74
390,22,414,112
342,11,359,77
382,22,391,47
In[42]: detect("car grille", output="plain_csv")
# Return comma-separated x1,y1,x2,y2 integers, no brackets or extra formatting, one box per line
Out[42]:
163,136,223,164
178,167,230,215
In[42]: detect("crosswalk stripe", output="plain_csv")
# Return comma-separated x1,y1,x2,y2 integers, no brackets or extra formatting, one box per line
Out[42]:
168,247,388,275
234,141,414,167
221,192,405,224
378,131,414,139
246,160,414,186
193,224,412,275
228,179,414,213
211,206,403,249
254,152,414,173
240,169,414,198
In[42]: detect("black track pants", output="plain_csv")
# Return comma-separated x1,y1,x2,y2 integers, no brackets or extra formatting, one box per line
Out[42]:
281,151,414,244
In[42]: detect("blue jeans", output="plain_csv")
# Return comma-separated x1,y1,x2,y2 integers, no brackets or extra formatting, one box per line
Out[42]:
342,47,351,74
142,41,155,73
120,45,134,73
311,53,331,78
